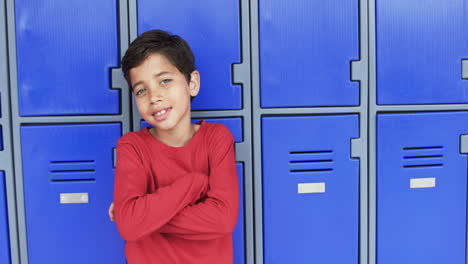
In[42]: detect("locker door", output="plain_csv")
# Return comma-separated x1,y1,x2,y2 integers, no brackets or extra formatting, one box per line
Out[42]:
259,0,359,108
15,0,120,116
262,115,359,263
21,123,125,263
377,112,468,263
376,0,468,104
0,172,10,264
137,0,241,110
192,118,243,143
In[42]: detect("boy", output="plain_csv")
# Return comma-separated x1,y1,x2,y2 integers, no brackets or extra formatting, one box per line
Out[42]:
109,29,240,263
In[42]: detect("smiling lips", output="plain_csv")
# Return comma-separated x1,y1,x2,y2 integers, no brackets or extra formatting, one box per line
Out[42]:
153,107,171,121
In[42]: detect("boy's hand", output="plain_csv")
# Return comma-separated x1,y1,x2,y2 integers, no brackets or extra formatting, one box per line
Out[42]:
108,202,115,221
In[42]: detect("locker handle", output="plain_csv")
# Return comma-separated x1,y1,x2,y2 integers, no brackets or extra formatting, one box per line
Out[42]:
351,60,365,82
462,60,468,80
111,68,126,90
459,134,468,153
232,62,249,85
351,138,364,159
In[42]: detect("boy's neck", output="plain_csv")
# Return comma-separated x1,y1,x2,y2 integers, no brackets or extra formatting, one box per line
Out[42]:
150,121,199,147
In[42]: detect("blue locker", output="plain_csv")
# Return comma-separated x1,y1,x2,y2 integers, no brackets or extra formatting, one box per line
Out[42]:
15,0,120,116
21,124,125,263
234,163,245,264
377,0,468,104
141,118,244,143
377,112,468,263
137,0,242,110
262,115,359,263
0,172,11,264
192,118,243,143
259,0,359,108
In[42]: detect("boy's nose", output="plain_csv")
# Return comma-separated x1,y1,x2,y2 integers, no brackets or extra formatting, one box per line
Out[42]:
149,88,163,104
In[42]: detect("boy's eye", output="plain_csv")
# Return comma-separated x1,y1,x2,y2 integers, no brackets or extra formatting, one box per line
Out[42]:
161,79,172,85
135,88,146,96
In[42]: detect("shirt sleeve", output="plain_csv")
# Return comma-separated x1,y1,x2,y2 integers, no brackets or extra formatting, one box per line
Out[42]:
113,135,209,242
158,125,240,240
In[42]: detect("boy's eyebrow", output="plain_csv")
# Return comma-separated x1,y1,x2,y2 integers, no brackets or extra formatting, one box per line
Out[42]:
131,71,171,90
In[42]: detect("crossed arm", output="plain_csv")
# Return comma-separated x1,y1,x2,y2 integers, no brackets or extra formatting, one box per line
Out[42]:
112,129,239,242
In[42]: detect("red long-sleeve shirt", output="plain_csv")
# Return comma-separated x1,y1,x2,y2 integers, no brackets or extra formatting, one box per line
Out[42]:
113,121,240,264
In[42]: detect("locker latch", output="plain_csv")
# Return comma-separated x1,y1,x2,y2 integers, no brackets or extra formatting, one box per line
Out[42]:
462,60,468,79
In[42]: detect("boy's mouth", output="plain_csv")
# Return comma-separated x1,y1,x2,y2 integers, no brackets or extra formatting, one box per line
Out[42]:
153,107,172,121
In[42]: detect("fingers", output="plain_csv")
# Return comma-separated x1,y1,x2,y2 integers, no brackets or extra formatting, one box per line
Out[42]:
108,202,115,222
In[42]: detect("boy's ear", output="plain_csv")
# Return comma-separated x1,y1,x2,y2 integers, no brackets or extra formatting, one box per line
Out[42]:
189,70,200,97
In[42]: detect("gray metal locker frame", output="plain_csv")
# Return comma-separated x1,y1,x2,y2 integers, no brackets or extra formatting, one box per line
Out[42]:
127,1,255,263
5,0,132,263
367,1,468,264
1,0,19,263
250,0,369,263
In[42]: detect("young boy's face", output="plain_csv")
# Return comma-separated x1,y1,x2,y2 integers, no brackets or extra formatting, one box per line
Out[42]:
129,53,200,131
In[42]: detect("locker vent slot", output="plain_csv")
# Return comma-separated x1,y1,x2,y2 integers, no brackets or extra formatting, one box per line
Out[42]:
290,150,333,154
51,169,95,173
403,155,443,159
50,160,95,164
290,169,333,173
402,146,444,168
290,159,333,163
403,146,442,150
289,150,334,173
403,164,443,168
52,179,96,183
49,160,96,182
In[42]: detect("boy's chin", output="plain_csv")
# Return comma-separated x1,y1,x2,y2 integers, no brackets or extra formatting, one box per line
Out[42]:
150,122,175,131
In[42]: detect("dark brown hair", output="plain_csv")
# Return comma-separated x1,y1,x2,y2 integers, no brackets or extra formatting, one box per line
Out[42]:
121,29,196,88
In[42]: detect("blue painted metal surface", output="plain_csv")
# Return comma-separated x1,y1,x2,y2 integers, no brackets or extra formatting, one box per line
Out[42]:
0,172,10,264
137,0,242,110
376,0,468,104
192,118,243,143
377,112,468,263
21,124,125,263
15,0,120,116
259,0,359,107
262,115,359,263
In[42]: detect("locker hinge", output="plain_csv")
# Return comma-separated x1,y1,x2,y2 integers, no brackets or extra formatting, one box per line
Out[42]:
111,68,126,90
351,138,364,159
462,60,468,79
351,60,365,82
459,135,468,154
232,63,249,85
